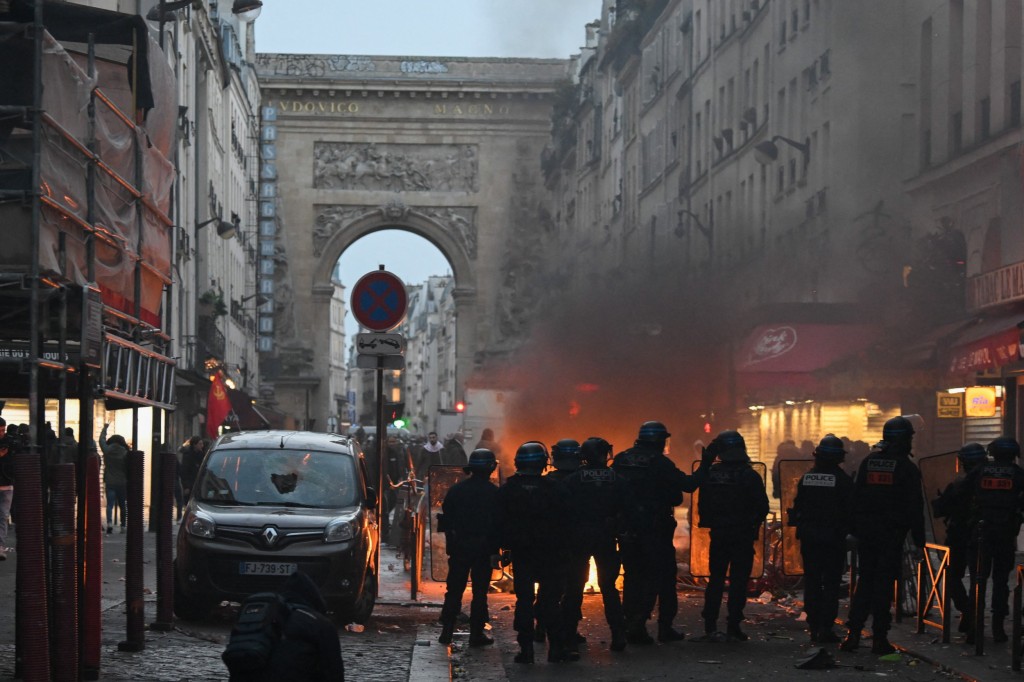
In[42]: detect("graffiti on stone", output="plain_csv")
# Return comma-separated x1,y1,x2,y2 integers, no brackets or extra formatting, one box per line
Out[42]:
400,61,449,74
313,142,479,192
256,54,376,77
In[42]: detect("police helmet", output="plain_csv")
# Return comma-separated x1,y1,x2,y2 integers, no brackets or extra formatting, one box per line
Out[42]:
579,437,612,466
550,438,581,471
714,429,749,463
636,421,671,444
882,416,915,442
514,441,549,470
464,448,497,474
987,436,1021,462
957,442,987,465
813,434,846,463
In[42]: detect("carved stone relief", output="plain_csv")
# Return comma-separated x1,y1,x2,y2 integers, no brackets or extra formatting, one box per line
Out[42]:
313,204,478,259
313,142,479,192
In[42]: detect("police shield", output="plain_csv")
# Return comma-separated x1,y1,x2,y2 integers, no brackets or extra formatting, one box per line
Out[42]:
428,465,468,581
779,459,813,576
688,461,767,578
917,451,960,544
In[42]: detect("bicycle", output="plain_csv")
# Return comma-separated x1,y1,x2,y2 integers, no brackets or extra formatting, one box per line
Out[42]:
389,471,425,598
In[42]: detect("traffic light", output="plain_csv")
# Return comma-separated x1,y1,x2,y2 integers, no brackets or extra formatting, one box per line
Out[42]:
385,401,405,424
454,400,465,413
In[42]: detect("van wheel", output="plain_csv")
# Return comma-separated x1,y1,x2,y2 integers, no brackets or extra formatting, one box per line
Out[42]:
173,560,211,621
337,570,377,625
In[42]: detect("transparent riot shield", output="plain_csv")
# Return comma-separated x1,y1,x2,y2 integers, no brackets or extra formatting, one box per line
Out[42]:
917,451,960,545
428,465,468,581
688,461,767,578
779,459,813,576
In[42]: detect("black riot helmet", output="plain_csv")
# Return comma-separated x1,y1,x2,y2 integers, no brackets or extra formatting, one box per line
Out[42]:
551,438,582,471
882,416,915,444
464,448,497,475
957,442,987,467
813,434,846,463
514,441,549,472
579,437,612,467
636,421,671,445
714,429,749,463
987,436,1021,462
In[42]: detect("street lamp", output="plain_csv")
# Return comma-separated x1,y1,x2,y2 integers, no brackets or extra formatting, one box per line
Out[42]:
196,217,238,240
239,292,269,307
232,0,263,21
754,135,811,168
145,0,196,22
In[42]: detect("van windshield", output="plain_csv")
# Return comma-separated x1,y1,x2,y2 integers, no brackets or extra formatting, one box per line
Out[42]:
196,448,359,508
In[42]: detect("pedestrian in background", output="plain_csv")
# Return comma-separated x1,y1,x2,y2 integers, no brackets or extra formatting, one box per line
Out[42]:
0,418,15,559
697,430,769,642
99,422,128,534
437,448,501,648
789,434,854,643
179,436,206,503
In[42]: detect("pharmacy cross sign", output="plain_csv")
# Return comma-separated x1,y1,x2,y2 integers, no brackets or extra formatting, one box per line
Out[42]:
350,269,408,332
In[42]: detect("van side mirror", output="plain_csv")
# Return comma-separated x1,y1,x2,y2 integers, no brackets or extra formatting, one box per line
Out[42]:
364,487,378,509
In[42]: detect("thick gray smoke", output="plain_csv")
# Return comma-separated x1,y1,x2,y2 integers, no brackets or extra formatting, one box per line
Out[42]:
470,0,603,58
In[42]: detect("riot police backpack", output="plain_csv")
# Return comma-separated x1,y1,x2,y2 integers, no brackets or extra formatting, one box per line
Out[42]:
222,591,293,676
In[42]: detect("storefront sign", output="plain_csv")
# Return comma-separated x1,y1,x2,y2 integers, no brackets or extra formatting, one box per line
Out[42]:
965,386,997,417
936,392,963,418
947,328,1021,374
968,260,1024,311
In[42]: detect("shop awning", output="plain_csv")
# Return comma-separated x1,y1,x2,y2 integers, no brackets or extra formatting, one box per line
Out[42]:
735,323,878,398
945,315,1023,375
226,388,272,431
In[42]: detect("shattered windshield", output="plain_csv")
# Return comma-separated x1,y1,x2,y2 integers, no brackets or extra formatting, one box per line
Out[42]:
196,448,359,508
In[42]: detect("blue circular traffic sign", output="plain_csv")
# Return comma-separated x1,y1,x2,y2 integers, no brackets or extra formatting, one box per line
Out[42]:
351,270,408,332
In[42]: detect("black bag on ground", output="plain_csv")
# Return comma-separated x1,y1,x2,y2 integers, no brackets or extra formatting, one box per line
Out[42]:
222,591,293,675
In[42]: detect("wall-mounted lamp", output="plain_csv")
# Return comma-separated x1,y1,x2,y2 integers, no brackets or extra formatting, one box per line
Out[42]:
239,292,270,307
196,216,238,240
675,209,714,256
232,0,263,21
145,0,196,22
754,135,810,168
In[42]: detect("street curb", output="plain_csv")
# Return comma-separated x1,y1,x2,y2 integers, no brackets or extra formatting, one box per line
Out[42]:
894,644,980,682
409,624,452,682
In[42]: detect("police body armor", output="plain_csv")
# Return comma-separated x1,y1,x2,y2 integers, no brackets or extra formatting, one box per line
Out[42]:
699,462,753,529
790,465,851,546
972,463,1022,529
500,475,564,553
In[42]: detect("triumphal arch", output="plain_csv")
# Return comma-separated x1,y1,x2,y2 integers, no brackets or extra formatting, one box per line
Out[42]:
254,54,566,429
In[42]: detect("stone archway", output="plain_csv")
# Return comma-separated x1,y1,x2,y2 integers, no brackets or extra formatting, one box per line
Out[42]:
255,53,566,430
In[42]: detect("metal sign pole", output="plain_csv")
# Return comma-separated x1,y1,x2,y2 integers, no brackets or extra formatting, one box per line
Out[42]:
376,356,385,567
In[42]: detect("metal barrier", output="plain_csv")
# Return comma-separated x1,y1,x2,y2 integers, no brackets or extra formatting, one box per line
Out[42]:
916,544,951,642
1013,565,1023,671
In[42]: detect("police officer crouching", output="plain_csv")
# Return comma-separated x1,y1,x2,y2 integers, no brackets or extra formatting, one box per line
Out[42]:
438,448,501,647
498,442,571,664
789,434,855,643
965,436,1024,644
931,442,988,636
842,416,925,654
697,430,769,642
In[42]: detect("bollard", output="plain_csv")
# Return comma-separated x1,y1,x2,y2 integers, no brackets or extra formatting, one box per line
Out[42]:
81,452,102,679
119,450,145,651
50,463,79,682
15,447,50,681
152,451,177,630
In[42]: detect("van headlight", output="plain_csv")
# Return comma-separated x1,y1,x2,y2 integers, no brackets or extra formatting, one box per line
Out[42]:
185,510,216,539
324,517,356,543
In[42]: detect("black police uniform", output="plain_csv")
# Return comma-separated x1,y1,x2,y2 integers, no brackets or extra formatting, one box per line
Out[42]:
846,444,925,645
698,459,769,637
932,462,983,627
498,471,570,661
790,461,854,640
965,459,1024,637
438,473,501,642
533,463,576,648
612,443,707,641
563,459,630,648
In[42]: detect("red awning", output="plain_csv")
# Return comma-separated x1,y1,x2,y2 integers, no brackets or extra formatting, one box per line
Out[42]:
945,315,1023,375
735,323,877,399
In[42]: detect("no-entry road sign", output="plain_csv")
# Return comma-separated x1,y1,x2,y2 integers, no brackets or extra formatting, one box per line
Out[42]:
351,269,408,332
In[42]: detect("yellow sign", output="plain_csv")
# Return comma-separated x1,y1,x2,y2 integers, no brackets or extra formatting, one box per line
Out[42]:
936,392,963,419
965,386,997,417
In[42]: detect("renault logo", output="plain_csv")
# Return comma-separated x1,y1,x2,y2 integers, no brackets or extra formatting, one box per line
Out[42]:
261,526,280,546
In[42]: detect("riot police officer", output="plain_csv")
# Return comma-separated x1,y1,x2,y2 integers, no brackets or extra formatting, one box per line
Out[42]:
534,439,581,654
965,436,1024,643
931,442,988,635
498,442,571,664
842,416,926,655
612,421,713,645
563,437,629,652
697,430,769,642
438,448,501,647
789,434,855,643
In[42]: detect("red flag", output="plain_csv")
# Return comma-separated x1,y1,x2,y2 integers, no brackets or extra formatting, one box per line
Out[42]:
206,372,232,439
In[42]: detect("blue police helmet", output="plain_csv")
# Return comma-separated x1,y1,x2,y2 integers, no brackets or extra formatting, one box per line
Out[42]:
464,448,497,474
514,441,548,470
987,436,1021,462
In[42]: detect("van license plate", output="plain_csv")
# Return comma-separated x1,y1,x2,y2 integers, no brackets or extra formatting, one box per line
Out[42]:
239,561,297,576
